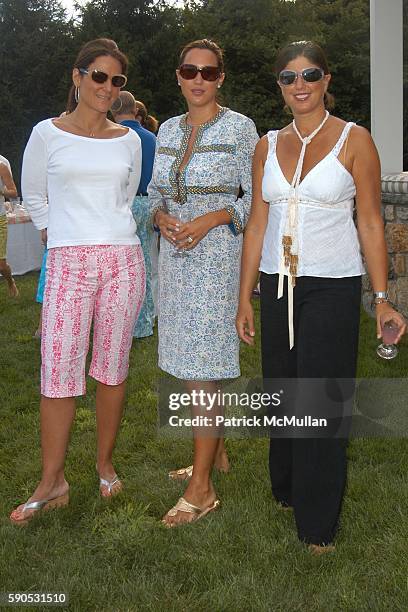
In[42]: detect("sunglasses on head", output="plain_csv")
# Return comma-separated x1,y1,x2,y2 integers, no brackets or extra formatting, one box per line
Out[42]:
278,67,325,86
179,64,221,82
79,68,127,88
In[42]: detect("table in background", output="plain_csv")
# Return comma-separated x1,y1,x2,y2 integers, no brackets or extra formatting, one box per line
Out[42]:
6,212,43,275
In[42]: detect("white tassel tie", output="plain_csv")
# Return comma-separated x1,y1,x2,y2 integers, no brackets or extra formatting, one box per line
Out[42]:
278,111,330,349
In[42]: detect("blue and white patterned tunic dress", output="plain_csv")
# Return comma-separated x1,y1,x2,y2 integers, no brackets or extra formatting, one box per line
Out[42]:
148,107,259,380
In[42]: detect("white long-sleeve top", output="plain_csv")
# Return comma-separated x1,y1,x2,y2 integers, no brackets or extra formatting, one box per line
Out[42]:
21,119,142,248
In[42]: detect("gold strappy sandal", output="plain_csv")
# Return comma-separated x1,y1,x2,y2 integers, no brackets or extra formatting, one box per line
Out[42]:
168,465,194,481
168,464,230,481
162,496,220,528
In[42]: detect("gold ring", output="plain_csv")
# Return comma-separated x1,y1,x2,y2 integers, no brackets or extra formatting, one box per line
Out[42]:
187,236,193,244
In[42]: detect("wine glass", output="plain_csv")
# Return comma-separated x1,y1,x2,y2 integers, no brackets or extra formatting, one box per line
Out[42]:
376,316,401,360
171,207,191,258
10,197,21,212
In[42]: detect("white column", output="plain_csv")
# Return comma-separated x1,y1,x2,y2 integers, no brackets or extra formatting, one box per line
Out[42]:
370,0,403,173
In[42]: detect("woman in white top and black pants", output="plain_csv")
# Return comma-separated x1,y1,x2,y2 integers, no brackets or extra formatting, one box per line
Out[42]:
11,39,145,524
237,41,406,553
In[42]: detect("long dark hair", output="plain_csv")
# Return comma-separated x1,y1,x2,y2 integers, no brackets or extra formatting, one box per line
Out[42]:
66,38,129,114
275,40,335,110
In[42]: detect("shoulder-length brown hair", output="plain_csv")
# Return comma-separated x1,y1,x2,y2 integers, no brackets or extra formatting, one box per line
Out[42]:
66,38,128,113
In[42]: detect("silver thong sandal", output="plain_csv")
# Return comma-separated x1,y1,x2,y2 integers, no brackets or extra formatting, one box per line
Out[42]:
10,491,69,526
99,474,122,497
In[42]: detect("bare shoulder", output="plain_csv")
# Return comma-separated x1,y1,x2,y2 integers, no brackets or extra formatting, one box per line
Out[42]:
278,123,293,139
106,119,128,136
275,123,298,147
257,134,269,150
0,162,11,177
346,125,380,177
329,115,347,128
51,116,68,130
255,135,269,163
348,124,378,158
348,124,374,145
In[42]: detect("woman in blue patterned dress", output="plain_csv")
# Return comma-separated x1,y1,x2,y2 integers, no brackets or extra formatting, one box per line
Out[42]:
148,39,258,526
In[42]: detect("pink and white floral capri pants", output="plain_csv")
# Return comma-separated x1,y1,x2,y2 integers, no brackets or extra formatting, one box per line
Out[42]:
41,245,145,398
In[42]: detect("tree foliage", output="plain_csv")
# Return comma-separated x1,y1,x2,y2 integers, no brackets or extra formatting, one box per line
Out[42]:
0,0,76,181
0,0,406,184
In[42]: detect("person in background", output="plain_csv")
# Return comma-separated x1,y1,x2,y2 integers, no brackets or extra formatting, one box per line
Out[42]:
149,39,259,526
33,246,47,339
0,155,19,297
10,38,145,525
112,92,158,337
236,40,406,554
134,99,159,134
133,99,159,316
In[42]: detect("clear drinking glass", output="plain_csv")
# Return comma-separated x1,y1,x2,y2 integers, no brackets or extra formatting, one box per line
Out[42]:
376,316,401,360
171,207,191,258
10,197,20,212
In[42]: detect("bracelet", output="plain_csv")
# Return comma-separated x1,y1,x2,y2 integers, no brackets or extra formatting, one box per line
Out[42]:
371,296,407,319
372,296,399,310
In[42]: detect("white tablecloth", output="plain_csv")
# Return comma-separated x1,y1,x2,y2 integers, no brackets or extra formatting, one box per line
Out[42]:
6,215,43,275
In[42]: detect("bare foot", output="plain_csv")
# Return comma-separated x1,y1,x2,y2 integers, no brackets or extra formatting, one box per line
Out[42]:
277,502,293,511
10,479,69,524
214,449,230,473
162,481,217,527
8,279,19,298
308,543,336,556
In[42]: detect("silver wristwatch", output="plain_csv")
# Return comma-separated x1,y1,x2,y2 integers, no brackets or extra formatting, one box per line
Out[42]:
373,291,389,305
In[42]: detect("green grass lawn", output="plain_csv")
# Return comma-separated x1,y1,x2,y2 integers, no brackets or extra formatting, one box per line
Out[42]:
0,273,407,612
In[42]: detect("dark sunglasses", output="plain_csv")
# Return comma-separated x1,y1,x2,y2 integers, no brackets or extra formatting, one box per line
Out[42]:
278,67,325,86
179,64,221,82
79,68,127,88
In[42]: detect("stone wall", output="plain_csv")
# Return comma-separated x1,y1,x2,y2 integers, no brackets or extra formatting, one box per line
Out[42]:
362,172,408,316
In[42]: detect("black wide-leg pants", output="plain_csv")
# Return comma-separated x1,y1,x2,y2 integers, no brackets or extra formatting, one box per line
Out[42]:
260,272,362,545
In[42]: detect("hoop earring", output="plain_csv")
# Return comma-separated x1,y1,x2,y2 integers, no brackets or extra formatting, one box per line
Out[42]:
75,87,80,103
111,97,123,113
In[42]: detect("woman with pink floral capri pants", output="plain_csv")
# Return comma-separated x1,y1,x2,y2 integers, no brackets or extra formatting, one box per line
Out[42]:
10,38,146,524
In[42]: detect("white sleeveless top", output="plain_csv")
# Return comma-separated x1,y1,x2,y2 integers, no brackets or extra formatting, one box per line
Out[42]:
260,122,365,278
